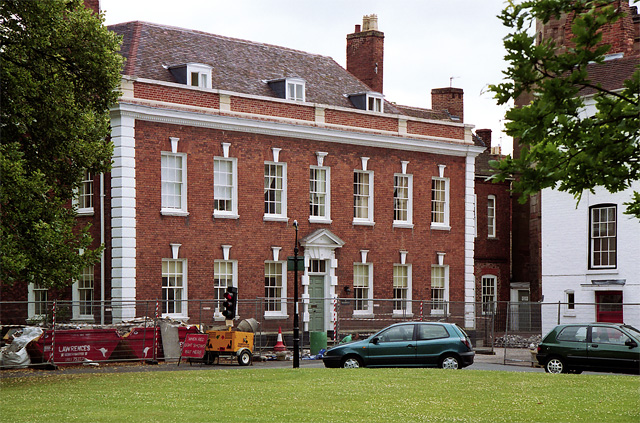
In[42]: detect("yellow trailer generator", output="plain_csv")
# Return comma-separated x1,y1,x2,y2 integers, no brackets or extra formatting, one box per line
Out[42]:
205,330,254,366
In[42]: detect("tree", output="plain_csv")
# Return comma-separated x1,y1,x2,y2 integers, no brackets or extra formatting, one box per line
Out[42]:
489,0,640,218
0,0,123,288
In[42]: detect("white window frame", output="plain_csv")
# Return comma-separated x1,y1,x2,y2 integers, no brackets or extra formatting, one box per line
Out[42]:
187,63,211,88
392,264,412,316
27,283,48,320
487,195,496,238
564,289,576,317
161,152,188,216
264,161,287,221
431,177,450,229
264,261,288,319
74,170,94,216
430,265,449,315
213,260,237,320
309,166,331,223
286,78,305,102
72,265,94,321
213,157,238,219
367,93,383,112
161,259,188,318
589,204,617,269
353,170,374,225
481,275,497,315
353,263,374,317
393,173,413,228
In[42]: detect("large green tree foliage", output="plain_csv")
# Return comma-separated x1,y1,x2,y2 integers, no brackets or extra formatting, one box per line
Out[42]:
0,0,123,287
490,0,640,218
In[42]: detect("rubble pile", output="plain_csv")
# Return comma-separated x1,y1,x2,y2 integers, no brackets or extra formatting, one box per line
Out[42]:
494,334,542,348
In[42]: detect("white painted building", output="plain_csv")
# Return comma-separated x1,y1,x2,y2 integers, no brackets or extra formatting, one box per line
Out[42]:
541,183,640,335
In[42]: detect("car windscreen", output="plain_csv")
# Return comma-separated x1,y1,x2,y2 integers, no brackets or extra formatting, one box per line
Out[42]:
623,325,640,341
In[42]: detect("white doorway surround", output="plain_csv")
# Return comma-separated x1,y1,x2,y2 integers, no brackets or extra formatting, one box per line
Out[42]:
299,229,345,333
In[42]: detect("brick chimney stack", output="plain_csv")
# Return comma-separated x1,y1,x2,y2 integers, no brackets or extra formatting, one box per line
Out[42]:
476,129,492,146
347,14,384,93
84,0,100,14
431,87,464,122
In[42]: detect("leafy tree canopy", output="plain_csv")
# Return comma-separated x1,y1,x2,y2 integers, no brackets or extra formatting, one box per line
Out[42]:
0,0,123,287
490,0,640,218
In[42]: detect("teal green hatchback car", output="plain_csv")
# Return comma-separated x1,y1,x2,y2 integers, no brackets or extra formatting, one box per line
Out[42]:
536,323,640,374
322,322,474,369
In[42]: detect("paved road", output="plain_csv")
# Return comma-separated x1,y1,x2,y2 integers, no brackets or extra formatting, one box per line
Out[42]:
1,349,632,377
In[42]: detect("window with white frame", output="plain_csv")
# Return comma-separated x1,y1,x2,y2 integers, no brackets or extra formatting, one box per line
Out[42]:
353,170,374,224
431,177,449,227
161,152,188,214
487,195,496,238
393,264,412,313
309,166,330,221
187,64,211,88
72,266,94,319
590,204,617,269
162,259,186,316
28,283,48,319
431,266,448,314
367,94,383,112
286,79,305,102
214,260,235,316
353,263,373,313
564,290,576,315
393,174,413,226
74,170,94,214
481,275,497,315
214,157,238,217
264,261,287,316
264,162,286,218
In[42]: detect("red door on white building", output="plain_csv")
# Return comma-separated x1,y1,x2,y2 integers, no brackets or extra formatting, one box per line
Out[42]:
595,291,623,323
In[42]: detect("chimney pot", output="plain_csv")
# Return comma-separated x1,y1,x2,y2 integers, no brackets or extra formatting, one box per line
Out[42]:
355,24,361,33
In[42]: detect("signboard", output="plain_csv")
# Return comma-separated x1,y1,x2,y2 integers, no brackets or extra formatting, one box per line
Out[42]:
287,256,304,271
180,333,208,359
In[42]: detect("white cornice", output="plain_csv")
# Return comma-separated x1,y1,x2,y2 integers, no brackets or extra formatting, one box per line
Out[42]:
110,101,485,158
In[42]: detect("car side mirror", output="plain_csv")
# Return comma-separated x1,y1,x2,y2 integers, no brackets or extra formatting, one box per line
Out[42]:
371,337,379,345
625,339,638,348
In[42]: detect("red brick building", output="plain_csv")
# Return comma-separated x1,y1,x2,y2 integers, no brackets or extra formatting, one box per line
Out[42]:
5,10,487,333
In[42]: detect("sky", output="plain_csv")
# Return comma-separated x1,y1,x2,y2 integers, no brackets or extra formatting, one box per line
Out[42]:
102,0,514,153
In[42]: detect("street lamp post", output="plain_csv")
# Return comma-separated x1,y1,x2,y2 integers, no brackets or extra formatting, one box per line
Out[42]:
292,220,300,368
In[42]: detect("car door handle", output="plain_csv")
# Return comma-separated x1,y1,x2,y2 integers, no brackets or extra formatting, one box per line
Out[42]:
591,344,599,348
407,344,415,349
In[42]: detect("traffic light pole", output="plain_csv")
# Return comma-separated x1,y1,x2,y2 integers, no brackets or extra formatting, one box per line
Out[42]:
293,220,300,369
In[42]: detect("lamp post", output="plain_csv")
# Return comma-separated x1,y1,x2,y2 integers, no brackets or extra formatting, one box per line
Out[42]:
292,220,300,368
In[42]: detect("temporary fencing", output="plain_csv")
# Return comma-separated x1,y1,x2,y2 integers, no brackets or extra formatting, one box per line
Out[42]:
1,298,637,369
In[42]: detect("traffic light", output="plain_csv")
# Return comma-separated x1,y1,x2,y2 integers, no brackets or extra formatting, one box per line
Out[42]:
222,286,237,320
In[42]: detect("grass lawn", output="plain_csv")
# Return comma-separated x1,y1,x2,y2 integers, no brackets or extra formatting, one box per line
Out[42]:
1,368,638,422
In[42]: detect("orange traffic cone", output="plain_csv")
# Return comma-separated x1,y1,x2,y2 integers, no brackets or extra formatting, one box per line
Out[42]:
274,327,287,352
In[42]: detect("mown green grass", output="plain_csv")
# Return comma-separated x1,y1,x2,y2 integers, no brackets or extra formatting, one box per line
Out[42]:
1,368,638,422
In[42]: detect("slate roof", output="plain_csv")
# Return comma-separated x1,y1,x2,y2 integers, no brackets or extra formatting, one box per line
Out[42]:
580,55,639,96
109,21,450,120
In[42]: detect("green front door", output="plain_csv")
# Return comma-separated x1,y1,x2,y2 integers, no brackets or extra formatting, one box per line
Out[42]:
309,276,324,332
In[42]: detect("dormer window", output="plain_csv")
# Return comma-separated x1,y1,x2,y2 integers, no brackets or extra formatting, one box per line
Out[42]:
267,77,306,102
169,63,212,88
286,78,305,101
349,92,384,112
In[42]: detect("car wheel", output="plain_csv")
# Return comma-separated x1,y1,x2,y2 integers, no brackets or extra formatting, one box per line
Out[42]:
439,355,460,369
342,356,362,368
545,357,567,374
237,350,252,366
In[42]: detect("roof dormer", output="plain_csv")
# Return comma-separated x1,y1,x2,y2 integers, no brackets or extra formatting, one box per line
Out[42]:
169,63,212,88
349,91,384,112
267,77,306,102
